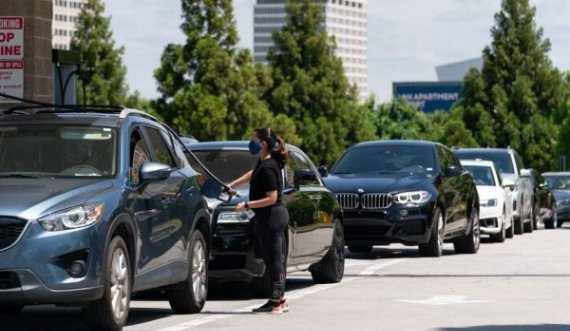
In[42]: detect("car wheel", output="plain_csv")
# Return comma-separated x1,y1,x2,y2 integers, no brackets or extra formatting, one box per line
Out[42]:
0,304,24,314
311,220,345,284
514,216,524,235
545,205,556,229
168,230,208,314
84,236,131,331
347,245,373,253
453,209,480,254
251,234,287,298
490,211,506,243
523,216,533,233
505,215,515,239
557,218,564,228
419,208,444,257
532,201,540,230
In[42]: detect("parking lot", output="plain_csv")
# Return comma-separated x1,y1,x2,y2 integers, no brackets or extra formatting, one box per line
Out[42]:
3,224,569,331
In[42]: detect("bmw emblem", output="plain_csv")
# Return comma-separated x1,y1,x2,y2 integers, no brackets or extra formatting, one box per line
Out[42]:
357,188,364,194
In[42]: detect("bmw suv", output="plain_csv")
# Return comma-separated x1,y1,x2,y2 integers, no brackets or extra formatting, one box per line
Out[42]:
324,140,480,257
0,107,212,330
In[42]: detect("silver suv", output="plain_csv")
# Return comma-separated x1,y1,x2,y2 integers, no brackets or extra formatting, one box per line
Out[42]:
454,147,534,234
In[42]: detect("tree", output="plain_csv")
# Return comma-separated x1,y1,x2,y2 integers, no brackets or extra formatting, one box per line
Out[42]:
71,0,128,105
265,0,376,166
154,0,283,141
459,0,566,171
374,97,431,141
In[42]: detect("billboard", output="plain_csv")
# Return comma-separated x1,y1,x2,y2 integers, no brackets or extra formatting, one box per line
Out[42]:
393,81,463,113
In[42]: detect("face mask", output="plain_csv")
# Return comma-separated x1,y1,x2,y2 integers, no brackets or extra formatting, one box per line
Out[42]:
248,140,262,155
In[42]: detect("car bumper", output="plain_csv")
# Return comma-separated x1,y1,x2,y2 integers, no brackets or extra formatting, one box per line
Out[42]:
343,203,435,246
479,206,502,234
0,220,105,304
208,222,265,279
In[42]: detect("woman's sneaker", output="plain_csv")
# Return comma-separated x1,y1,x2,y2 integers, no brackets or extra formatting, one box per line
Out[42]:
280,298,289,312
252,300,282,314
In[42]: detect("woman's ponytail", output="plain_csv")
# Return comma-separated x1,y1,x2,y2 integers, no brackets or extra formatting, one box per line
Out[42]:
273,137,288,168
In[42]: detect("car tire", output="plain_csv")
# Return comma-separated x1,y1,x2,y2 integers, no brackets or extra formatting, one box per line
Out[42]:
168,230,208,314
311,220,345,284
490,211,506,243
84,236,131,331
347,245,373,253
419,208,444,257
0,304,24,314
557,218,564,228
545,205,556,229
514,216,524,235
453,209,480,254
251,234,287,298
523,217,533,233
532,201,540,230
505,216,515,239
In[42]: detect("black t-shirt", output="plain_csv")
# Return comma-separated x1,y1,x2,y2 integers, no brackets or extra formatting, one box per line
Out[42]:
249,158,283,209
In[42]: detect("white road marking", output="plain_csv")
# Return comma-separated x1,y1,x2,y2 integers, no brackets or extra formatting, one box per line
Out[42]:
397,295,489,306
155,258,408,331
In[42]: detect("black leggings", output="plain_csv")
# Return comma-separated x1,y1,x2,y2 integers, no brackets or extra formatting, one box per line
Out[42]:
254,205,289,300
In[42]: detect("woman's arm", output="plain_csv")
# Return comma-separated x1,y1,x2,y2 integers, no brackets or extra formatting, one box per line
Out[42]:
235,190,277,211
228,170,253,189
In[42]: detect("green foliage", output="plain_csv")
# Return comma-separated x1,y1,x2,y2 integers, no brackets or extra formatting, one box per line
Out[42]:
154,0,284,141
71,0,128,105
265,0,375,166
459,0,566,171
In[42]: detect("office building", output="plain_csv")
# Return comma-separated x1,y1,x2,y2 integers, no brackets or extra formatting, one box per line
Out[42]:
254,0,368,100
52,0,87,50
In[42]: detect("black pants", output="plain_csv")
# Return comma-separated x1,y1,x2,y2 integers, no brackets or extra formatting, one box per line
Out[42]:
254,205,289,300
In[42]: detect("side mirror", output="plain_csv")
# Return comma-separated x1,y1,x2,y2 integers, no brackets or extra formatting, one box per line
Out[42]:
502,178,516,191
294,168,316,190
317,165,329,177
139,162,171,183
445,165,462,177
520,169,531,178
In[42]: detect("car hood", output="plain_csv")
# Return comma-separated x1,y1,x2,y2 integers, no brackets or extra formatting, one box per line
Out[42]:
0,178,114,219
205,187,249,210
476,186,503,201
323,173,435,194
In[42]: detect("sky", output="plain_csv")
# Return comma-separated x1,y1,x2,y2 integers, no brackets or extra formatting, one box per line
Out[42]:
105,0,570,103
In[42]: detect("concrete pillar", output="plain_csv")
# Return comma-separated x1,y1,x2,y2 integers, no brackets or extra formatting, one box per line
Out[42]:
2,0,53,106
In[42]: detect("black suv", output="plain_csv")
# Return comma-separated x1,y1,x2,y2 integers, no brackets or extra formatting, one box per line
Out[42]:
0,107,212,330
188,141,345,295
324,140,480,257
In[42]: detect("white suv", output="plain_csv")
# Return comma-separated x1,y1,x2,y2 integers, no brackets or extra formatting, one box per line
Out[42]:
454,147,534,234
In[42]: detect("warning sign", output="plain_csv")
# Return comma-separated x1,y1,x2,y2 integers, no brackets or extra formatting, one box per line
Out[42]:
0,17,24,103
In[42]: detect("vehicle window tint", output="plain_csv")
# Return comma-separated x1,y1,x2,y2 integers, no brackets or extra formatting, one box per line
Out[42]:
331,145,436,175
145,127,174,166
160,129,184,168
445,148,461,167
463,165,495,186
284,152,297,189
192,150,257,184
544,175,570,189
437,146,449,170
0,125,116,178
130,129,151,185
292,151,320,186
454,151,514,174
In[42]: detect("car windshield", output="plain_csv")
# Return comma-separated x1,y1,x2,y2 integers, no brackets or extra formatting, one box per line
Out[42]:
464,165,495,186
455,151,514,174
331,145,435,175
191,149,258,184
544,175,570,190
0,125,116,178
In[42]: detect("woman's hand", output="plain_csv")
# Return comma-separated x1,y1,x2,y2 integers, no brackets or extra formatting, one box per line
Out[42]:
235,202,247,212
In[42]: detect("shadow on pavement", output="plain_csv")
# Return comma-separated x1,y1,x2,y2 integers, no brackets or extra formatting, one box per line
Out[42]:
343,273,570,278
437,324,570,331
0,307,89,331
345,246,455,260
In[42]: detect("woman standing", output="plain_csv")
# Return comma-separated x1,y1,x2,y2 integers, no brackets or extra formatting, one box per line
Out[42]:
227,128,290,314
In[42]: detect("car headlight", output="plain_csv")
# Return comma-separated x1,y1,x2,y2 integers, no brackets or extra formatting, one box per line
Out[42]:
394,191,432,205
480,199,497,207
217,211,251,224
38,205,104,232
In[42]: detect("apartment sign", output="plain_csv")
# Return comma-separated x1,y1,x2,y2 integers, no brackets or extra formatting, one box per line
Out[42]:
0,16,24,103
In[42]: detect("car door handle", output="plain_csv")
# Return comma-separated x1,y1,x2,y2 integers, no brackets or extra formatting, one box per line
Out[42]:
308,194,322,201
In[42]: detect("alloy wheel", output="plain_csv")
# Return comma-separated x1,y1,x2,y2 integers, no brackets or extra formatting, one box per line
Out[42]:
111,248,129,320
192,240,207,304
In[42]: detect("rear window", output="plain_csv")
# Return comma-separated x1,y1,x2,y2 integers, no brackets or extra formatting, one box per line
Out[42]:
463,165,495,186
455,151,514,174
